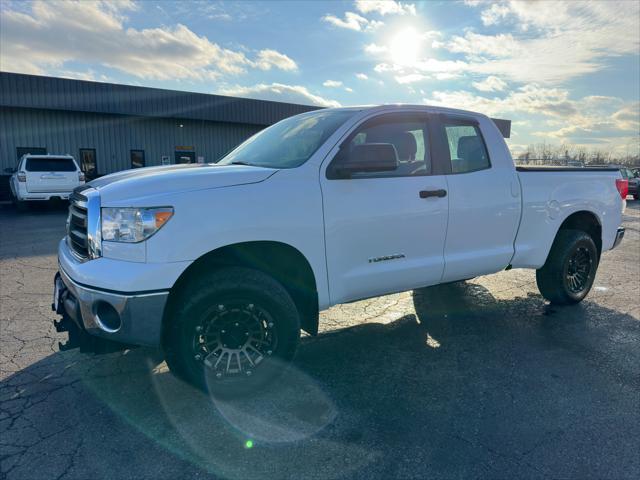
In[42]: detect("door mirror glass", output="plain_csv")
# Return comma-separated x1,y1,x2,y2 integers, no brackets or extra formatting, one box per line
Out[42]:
334,143,398,177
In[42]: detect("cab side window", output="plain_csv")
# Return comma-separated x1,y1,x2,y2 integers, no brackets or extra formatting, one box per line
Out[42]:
443,123,490,174
332,115,432,178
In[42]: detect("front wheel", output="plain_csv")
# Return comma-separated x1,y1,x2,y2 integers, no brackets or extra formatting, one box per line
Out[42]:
536,229,599,305
164,267,301,396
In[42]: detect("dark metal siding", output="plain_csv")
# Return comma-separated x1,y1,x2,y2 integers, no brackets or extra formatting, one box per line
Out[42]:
0,72,320,126
0,107,262,174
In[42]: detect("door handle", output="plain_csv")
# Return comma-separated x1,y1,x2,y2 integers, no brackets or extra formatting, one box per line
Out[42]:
419,189,447,199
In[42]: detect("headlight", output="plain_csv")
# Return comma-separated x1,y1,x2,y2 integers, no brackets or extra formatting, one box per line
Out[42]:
101,207,173,243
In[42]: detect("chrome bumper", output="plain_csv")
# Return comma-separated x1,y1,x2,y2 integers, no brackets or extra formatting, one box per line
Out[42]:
612,227,625,250
57,266,168,347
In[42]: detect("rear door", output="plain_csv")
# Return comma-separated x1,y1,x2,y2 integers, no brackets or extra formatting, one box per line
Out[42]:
434,115,521,282
25,157,79,193
320,111,450,304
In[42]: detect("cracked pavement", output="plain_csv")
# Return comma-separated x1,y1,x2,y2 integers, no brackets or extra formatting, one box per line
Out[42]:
1,201,639,479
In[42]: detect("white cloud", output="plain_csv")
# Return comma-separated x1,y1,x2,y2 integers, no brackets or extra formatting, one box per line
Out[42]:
253,49,298,71
480,3,510,26
454,1,640,83
445,32,520,58
395,73,428,84
365,43,388,54
322,11,382,31
323,80,343,87
56,69,112,83
345,87,354,93
0,0,298,80
355,0,417,16
423,85,578,118
423,85,639,150
367,1,640,85
611,102,640,131
218,83,341,108
472,75,507,92
434,72,461,81
356,73,369,80
373,58,469,76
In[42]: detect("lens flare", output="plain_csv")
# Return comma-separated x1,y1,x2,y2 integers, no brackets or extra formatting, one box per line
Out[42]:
389,27,422,66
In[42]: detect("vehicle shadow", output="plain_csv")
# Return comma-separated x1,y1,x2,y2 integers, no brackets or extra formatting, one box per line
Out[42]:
1,284,639,479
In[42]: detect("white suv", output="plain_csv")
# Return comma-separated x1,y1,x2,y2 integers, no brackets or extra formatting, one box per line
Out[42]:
8,154,85,210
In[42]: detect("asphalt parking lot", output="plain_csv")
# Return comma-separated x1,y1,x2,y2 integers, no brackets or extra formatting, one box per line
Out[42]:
1,201,639,480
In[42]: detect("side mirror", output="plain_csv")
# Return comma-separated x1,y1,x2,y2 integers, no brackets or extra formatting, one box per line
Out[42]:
4,167,15,174
332,143,398,178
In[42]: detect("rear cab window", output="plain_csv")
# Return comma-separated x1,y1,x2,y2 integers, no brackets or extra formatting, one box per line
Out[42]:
25,157,77,172
441,120,491,174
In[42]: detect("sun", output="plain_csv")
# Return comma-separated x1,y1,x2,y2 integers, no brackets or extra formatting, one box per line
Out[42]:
389,27,423,66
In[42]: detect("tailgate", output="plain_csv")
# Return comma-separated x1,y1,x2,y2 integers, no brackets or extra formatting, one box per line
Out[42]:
27,171,78,193
25,157,79,193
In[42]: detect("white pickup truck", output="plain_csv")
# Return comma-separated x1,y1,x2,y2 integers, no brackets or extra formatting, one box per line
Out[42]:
7,154,85,210
53,105,627,394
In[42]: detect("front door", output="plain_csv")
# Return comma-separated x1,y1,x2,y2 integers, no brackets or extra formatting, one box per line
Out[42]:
175,151,196,164
321,112,449,304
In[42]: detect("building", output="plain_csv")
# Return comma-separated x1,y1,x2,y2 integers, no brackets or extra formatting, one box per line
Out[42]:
0,72,319,199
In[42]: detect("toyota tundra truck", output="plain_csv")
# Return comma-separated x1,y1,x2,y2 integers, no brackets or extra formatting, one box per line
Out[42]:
53,105,627,394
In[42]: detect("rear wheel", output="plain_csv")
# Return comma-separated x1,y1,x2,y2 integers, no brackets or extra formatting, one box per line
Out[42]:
536,229,599,305
164,267,300,396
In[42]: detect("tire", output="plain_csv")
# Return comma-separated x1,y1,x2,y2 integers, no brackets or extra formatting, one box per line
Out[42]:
536,229,599,305
164,267,300,396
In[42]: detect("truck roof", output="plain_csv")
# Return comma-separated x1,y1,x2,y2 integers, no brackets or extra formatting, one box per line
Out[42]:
322,104,510,138
325,104,488,117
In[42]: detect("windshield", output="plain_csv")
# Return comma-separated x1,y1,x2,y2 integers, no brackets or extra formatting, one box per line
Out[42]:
218,109,356,168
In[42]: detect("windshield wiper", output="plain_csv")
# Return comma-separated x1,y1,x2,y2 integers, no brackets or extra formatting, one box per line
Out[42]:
229,161,254,166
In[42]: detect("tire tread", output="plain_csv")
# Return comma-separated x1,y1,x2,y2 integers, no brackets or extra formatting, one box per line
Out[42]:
536,229,598,305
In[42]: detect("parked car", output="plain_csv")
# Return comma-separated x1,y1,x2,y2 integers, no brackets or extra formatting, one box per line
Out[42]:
52,105,626,395
7,154,85,210
620,167,639,200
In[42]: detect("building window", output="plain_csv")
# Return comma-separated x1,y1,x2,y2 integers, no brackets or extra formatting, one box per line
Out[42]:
16,147,46,160
174,150,196,164
130,150,145,169
79,148,98,179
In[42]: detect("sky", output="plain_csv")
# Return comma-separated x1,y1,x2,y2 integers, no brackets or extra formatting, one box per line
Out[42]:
1,0,639,156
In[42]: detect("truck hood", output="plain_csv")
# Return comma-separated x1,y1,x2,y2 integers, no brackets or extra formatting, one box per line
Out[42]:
87,163,277,204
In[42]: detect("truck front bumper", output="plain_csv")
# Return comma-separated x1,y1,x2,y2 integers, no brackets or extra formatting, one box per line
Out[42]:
56,266,169,348
54,238,190,348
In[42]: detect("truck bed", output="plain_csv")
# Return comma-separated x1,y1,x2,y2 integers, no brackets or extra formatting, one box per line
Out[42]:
516,166,619,172
513,167,623,269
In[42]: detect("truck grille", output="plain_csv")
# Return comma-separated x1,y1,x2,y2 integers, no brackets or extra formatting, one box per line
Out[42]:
67,191,89,258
